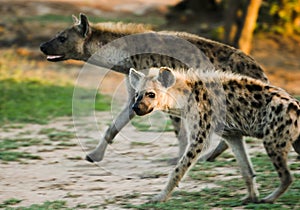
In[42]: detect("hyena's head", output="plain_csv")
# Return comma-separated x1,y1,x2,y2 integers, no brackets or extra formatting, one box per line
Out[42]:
40,13,93,62
129,67,176,116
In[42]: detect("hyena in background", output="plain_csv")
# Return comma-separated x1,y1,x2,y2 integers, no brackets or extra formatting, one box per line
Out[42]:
40,13,274,163
129,67,300,204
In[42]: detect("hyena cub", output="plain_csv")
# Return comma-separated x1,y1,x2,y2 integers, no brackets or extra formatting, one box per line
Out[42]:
129,67,300,204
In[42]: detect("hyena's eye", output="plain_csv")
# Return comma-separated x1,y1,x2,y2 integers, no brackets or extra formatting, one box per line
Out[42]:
135,93,138,98
58,36,67,43
146,92,155,98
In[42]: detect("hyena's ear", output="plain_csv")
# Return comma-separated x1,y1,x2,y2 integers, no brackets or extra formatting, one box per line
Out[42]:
129,68,145,90
76,13,90,38
72,14,79,24
157,67,175,89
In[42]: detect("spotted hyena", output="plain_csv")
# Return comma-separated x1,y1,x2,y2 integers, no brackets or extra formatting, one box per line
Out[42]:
129,67,300,204
40,13,272,163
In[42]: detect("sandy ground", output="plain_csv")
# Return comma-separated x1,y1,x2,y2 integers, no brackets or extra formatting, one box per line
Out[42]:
0,112,223,209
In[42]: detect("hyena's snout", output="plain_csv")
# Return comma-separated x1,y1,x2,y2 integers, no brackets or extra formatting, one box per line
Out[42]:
40,41,66,62
39,42,48,54
132,102,153,116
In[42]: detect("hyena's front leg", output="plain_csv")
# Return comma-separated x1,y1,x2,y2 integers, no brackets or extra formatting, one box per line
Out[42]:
150,140,204,202
168,116,188,165
86,102,136,162
86,78,136,162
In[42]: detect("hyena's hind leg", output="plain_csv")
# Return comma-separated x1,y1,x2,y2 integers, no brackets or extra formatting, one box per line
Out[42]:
292,136,300,157
198,140,228,162
225,134,260,204
261,137,293,203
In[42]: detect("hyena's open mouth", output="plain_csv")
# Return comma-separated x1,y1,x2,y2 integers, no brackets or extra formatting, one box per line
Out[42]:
46,55,65,62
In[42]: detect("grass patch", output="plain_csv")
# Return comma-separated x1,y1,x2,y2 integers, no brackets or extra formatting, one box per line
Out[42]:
130,141,152,146
0,151,41,162
39,128,77,147
0,138,43,161
0,79,110,124
47,131,75,142
0,198,22,208
131,112,174,132
5,200,70,210
0,138,42,150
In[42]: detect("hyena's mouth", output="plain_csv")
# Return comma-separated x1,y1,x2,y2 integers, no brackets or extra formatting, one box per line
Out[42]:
46,55,65,62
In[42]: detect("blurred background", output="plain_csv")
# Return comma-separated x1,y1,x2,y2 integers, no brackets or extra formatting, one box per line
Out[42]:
1,0,300,88
1,0,300,129
0,0,299,150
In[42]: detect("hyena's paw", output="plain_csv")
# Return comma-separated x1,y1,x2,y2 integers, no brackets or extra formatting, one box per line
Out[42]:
85,139,108,163
240,195,259,204
86,153,103,163
259,196,275,204
148,192,169,203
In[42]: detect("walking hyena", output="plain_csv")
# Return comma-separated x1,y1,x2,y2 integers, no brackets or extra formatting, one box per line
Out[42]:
129,67,300,204
40,13,273,163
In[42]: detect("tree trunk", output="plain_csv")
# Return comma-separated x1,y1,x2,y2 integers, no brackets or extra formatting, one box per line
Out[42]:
224,0,240,45
237,0,262,54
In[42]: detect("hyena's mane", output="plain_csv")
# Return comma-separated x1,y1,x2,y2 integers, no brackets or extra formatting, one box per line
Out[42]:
91,22,153,34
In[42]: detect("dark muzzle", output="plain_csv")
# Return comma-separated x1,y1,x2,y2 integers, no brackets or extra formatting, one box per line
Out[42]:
132,103,153,116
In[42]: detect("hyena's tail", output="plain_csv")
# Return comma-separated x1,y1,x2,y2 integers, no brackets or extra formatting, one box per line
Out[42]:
293,135,300,155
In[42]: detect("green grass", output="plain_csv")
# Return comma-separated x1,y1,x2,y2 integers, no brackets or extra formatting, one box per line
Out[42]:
131,112,174,132
0,138,40,150
0,198,22,208
3,200,69,210
130,141,152,146
47,131,75,142
0,129,77,161
0,79,111,124
0,138,43,161
125,152,300,209
0,151,41,162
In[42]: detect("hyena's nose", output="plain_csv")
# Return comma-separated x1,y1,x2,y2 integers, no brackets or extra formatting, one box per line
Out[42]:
132,104,140,114
40,43,47,53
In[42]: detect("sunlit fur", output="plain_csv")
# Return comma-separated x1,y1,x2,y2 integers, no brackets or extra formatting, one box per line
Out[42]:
130,66,300,204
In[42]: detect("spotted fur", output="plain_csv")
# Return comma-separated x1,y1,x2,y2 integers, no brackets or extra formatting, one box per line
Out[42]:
40,13,269,163
130,67,300,204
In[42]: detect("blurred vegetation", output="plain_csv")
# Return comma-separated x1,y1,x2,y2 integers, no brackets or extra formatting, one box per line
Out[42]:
25,13,165,27
0,50,111,125
167,0,300,36
258,0,300,34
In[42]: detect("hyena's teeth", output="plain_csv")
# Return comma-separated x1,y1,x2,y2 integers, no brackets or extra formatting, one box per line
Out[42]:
47,55,64,60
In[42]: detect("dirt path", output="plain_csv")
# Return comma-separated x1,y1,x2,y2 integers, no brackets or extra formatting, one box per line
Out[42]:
0,112,222,209
1,111,299,209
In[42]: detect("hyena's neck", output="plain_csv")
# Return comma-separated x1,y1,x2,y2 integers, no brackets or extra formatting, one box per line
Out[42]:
164,77,194,113
84,22,152,62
